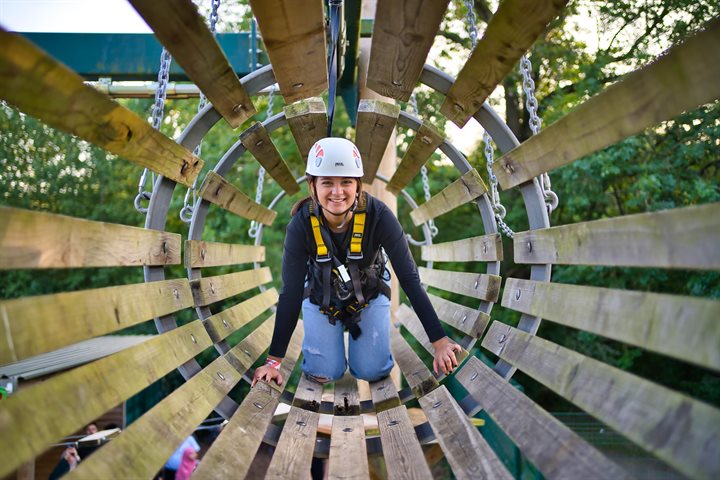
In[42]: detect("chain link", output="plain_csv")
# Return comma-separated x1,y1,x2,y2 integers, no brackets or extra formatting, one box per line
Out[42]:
409,91,438,238
135,47,173,214
519,54,559,215
483,132,514,237
179,0,222,223
247,86,275,238
464,0,478,49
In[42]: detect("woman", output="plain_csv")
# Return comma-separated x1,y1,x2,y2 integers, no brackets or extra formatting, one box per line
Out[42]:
252,137,461,387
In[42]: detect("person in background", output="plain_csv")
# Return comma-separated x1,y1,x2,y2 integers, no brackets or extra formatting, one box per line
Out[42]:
174,448,199,480
163,435,200,480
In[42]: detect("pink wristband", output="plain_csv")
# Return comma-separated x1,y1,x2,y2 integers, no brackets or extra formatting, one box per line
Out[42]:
265,358,281,370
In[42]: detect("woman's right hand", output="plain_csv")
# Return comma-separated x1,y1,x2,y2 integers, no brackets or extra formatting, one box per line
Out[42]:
252,364,283,387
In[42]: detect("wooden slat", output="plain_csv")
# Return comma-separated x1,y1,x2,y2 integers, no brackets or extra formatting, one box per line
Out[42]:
0,321,212,479
422,233,502,262
284,97,328,161
377,405,433,480
266,406,321,479
0,279,192,364
239,122,301,195
483,322,720,480
0,206,180,270
427,293,490,338
204,289,278,343
419,267,501,302
329,374,368,478
370,375,402,413
456,356,630,480
192,329,303,480
410,169,487,226
503,278,720,371
197,171,278,225
355,99,401,183
493,18,720,189
367,0,450,101
441,0,569,127
292,372,325,410
225,315,277,374
0,29,203,187
250,0,327,103
395,304,469,366
66,355,242,479
419,386,512,480
390,325,439,398
190,267,272,306
386,121,445,195
128,0,256,128
514,202,720,269
185,240,265,268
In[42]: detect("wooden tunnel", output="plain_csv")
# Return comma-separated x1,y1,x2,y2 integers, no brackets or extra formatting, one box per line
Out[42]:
1,0,719,479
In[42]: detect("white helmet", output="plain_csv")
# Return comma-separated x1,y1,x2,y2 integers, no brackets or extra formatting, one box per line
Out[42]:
306,137,363,177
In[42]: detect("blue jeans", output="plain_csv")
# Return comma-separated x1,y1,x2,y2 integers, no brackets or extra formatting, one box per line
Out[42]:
301,292,394,382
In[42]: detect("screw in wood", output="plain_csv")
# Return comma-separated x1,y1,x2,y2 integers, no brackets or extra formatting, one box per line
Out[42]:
253,402,264,409
391,80,402,86
232,104,245,113
255,140,264,146
433,401,442,408
297,421,307,426
387,420,399,426
461,315,467,324
190,334,197,344
515,289,521,300
474,280,479,288
526,241,533,253
222,319,229,329
293,83,304,89
498,334,507,343
421,136,432,145
453,103,464,112
470,372,479,381
173,288,180,299
217,372,226,381
343,427,353,433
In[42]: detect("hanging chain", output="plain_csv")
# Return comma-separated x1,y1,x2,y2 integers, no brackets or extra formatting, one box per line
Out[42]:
135,47,172,214
247,87,274,238
519,55,559,216
463,0,478,49
410,91,438,238
180,0,222,223
484,132,515,237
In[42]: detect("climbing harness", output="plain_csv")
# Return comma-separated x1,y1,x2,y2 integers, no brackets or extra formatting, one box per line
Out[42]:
304,193,390,339
180,0,222,223
248,85,275,238
519,55,559,215
135,47,172,214
326,0,343,137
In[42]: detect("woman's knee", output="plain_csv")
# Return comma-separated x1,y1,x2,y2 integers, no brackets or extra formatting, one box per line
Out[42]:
349,358,393,382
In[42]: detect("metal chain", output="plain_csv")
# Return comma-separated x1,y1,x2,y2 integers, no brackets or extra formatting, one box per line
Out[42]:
484,132,515,237
180,0,222,223
464,0,478,49
247,87,274,238
135,47,172,214
519,54,559,215
409,91,439,238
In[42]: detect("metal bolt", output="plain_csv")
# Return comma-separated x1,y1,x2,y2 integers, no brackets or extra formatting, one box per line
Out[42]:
217,371,226,381
453,103,464,112
343,427,353,433
388,420,399,426
470,372,479,381
255,140,264,147
222,319,229,329
483,243,488,253
461,315,467,324
293,82,304,89
200,248,206,260
210,283,216,294
232,104,244,113
297,421,306,426
503,162,515,174
378,385,385,390
498,334,507,343
474,280,479,289
391,80,402,86
253,402,264,409
433,401,442,408
516,289,521,300
243,349,251,357
420,135,432,145
527,241,533,253
190,334,197,344
173,288,180,299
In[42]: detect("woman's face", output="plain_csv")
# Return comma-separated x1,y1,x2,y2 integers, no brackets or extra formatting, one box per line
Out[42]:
314,176,358,216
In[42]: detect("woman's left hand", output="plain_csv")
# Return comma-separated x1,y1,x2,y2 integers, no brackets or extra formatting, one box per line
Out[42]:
431,337,462,375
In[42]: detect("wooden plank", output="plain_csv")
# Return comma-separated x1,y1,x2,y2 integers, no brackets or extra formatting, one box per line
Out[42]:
190,267,272,306
355,99,401,183
329,416,369,480
390,325,438,398
419,386,512,480
419,267,501,302
0,206,180,270
427,293,490,338
395,304,469,367
366,0,450,101
441,0,569,127
197,171,278,225
493,18,720,189
0,320,212,479
225,315,277,374
0,28,203,187
386,122,445,195
292,372,325,410
284,97,328,161
410,169,487,226
377,405,433,480
456,356,630,480
192,329,304,480
514,202,720,269
482,322,720,480
422,233,502,262
503,278,720,372
0,279,192,364
66,355,242,479
239,122,300,196
265,407,321,479
370,375,402,413
250,0,327,103
204,289,278,343
128,0,256,128
185,240,265,268
333,373,361,415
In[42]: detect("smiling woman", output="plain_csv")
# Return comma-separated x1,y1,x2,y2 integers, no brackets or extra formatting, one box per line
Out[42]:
253,136,462,387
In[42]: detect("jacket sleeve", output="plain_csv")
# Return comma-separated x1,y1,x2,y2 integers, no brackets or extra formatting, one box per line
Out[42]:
269,215,309,358
376,204,447,343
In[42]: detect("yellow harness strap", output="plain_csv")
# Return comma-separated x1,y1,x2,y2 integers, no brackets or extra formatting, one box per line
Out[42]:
310,214,329,259
349,212,365,256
